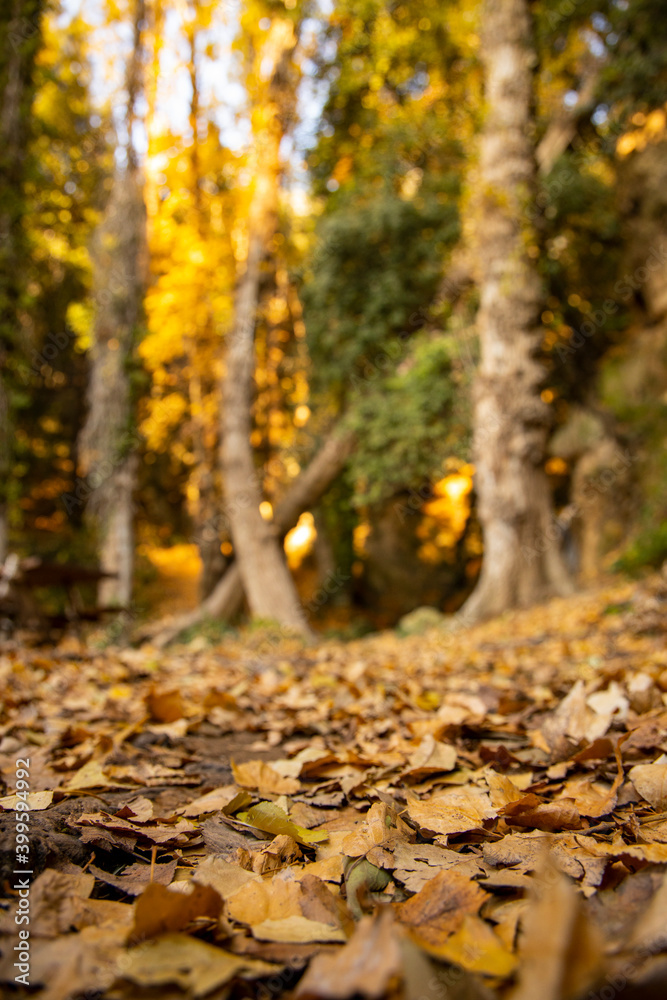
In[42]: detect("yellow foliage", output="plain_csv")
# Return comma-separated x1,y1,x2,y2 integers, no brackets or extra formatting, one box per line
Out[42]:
284,512,317,569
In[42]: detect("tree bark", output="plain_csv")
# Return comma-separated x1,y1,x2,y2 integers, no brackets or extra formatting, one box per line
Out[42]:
148,429,353,646
460,0,573,624
221,17,310,633
78,0,146,607
0,0,45,561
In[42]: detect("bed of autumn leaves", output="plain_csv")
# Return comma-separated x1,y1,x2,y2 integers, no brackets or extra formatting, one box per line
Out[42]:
1,570,667,1000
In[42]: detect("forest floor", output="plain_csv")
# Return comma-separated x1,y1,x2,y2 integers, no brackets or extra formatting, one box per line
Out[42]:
1,570,667,1000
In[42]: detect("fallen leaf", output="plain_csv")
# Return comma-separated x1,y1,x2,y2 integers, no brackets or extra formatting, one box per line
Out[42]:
232,759,301,795
504,794,581,831
145,686,185,723
402,736,457,781
251,916,347,943
485,770,527,808
511,854,604,1000
0,789,53,810
558,776,618,818
395,868,488,947
295,908,403,1000
190,855,262,898
239,800,328,845
406,787,496,836
89,859,178,895
424,913,517,976
180,784,249,817
629,760,667,810
129,880,222,943
119,933,278,996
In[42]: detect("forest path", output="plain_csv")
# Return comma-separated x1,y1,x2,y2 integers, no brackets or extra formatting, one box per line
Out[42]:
0,571,666,1000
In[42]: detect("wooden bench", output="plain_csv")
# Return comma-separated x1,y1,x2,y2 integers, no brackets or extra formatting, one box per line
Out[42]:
0,555,122,634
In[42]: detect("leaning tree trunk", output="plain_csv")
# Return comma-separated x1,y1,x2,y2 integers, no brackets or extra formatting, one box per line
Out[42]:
221,17,309,633
78,0,146,607
149,429,353,646
460,0,572,623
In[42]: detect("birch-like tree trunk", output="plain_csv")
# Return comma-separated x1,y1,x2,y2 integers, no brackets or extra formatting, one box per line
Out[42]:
149,429,353,646
78,0,146,607
221,17,310,633
460,0,572,623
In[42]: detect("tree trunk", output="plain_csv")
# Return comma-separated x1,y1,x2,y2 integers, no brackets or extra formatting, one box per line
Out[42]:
221,17,309,633
0,0,45,562
148,429,353,646
78,0,146,607
460,0,573,624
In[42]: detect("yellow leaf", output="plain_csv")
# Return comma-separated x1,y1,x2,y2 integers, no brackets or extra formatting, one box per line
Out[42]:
239,801,328,845
420,914,517,977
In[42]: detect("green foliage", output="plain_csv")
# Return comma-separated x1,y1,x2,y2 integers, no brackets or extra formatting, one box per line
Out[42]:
10,15,111,556
345,335,471,506
600,329,667,575
301,192,459,399
601,0,667,121
539,151,624,400
175,616,238,647
615,523,667,575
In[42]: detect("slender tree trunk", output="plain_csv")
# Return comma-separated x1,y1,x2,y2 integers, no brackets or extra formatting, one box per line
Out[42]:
78,0,146,607
460,0,572,624
148,429,353,646
221,18,309,633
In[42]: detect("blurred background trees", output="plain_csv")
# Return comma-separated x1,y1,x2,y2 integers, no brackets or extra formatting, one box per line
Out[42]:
1,0,666,635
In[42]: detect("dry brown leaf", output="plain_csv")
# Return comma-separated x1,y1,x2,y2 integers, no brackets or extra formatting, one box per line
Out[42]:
251,916,347,943
402,736,457,781
190,855,263,898
2,924,128,1000
485,770,527,808
628,870,667,952
114,796,155,822
145,686,185,723
504,793,582,831
574,834,667,863
271,747,338,779
406,786,496,836
0,868,94,938
179,784,245,816
422,913,517,977
510,854,604,1000
395,868,488,948
0,789,53,810
295,908,403,1000
225,870,345,931
558,776,618,818
63,759,116,790
340,801,403,856
119,933,278,996
232,758,301,795
129,880,222,943
629,759,667,810
248,834,303,874
89,859,178,895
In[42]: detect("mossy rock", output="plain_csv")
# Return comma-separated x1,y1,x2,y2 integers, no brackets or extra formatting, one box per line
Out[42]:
397,605,446,636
